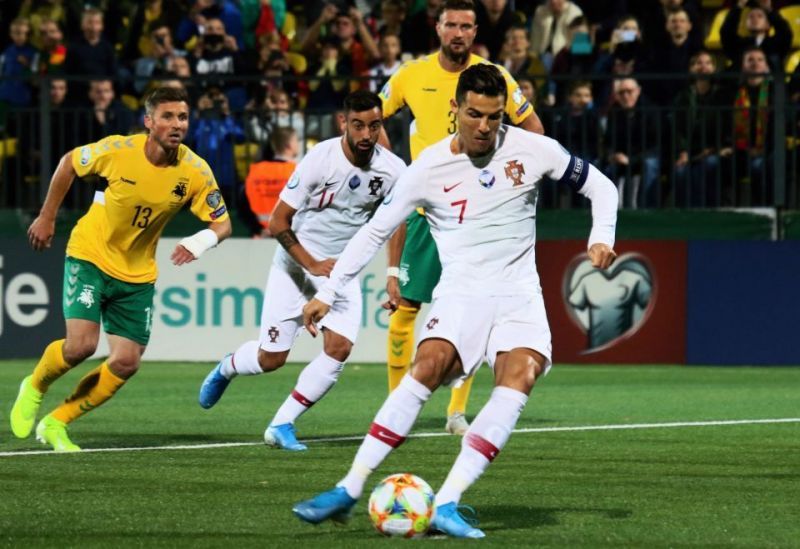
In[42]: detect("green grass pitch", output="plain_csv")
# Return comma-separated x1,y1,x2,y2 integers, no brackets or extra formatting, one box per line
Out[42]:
1,360,798,547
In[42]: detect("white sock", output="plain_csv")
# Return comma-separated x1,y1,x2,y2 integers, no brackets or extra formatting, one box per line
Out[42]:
435,386,528,507
337,375,431,499
221,340,263,378
271,352,344,426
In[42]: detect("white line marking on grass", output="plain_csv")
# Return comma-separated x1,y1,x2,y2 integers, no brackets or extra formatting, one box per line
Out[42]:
2,417,798,458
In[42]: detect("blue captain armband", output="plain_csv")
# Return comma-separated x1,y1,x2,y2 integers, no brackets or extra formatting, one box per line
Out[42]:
558,155,589,191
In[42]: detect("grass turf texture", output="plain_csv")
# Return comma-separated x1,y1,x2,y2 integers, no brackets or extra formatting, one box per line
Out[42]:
1,360,798,547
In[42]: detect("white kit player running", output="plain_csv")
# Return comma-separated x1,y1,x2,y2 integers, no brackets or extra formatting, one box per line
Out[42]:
199,91,405,450
293,65,618,538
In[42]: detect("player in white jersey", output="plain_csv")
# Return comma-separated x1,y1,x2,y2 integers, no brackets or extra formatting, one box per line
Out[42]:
293,65,618,538
198,91,406,450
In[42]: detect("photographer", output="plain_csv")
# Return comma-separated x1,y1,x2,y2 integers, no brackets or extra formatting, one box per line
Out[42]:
190,17,251,110
133,21,186,93
301,3,379,78
191,87,245,206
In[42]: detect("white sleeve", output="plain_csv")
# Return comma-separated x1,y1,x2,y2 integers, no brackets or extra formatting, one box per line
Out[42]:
578,163,618,249
314,163,426,305
540,134,618,249
278,146,324,210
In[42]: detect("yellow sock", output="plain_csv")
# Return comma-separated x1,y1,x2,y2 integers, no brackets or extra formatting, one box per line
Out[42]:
51,362,126,424
31,339,72,393
387,305,419,392
447,375,475,417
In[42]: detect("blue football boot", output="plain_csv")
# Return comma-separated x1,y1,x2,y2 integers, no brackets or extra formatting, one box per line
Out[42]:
430,502,486,538
293,486,357,524
198,356,233,409
264,423,307,451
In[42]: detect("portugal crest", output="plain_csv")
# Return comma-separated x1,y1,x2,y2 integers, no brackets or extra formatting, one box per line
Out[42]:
504,160,525,187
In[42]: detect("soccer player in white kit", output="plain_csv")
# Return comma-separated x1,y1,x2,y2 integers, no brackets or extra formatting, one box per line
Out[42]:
293,65,618,538
198,91,406,450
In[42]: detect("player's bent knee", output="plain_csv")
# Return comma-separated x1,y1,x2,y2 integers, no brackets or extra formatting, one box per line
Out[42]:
107,356,141,379
258,350,287,372
62,339,98,365
323,338,352,362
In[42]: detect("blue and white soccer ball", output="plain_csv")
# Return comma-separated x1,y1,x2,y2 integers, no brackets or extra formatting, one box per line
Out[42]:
368,473,435,538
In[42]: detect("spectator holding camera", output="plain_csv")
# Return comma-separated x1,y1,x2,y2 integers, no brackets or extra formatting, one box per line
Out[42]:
177,0,244,50
592,15,649,115
301,3,379,77
721,0,793,69
133,21,186,94
191,87,245,206
190,17,251,110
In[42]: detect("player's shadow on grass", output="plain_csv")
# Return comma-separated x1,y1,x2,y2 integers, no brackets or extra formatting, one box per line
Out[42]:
481,505,632,530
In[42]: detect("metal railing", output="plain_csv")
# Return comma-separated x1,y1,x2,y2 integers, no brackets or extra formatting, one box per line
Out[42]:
0,72,797,213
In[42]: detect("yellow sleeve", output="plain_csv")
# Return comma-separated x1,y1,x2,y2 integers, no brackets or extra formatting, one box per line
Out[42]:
499,66,534,125
379,63,409,118
71,135,123,179
189,163,229,223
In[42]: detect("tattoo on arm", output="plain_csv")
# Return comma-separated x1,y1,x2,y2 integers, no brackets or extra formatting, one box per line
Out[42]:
275,228,300,251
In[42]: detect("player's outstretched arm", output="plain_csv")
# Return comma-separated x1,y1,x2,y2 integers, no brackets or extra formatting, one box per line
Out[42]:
172,218,232,265
384,223,407,311
28,151,77,251
270,199,336,277
577,162,619,268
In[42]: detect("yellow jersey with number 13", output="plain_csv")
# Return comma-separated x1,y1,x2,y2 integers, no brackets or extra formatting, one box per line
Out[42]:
68,134,229,284
379,53,534,160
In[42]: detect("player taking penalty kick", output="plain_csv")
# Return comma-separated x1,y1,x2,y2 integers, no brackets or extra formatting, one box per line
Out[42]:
294,64,618,538
10,87,232,452
380,0,544,435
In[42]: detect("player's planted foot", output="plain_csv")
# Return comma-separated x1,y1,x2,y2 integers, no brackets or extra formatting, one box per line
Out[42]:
431,503,486,538
35,415,81,453
445,412,470,436
198,356,233,409
293,486,357,524
10,375,44,438
264,423,307,451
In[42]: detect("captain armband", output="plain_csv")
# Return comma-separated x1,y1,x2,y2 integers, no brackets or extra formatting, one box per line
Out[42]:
179,229,218,259
558,155,590,191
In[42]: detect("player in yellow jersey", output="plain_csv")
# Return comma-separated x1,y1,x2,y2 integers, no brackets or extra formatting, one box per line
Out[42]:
379,0,544,435
10,87,232,452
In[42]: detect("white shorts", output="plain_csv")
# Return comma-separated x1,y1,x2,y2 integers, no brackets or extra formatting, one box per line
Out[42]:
258,263,362,352
419,293,552,384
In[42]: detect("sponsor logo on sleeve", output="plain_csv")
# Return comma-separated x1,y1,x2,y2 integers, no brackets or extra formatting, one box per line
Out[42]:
210,205,227,220
206,190,222,208
287,173,300,189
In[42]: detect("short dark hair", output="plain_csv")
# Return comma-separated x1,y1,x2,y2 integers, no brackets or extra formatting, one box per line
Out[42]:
568,80,592,95
144,86,190,115
343,90,383,114
455,64,507,105
436,0,476,21
270,126,297,154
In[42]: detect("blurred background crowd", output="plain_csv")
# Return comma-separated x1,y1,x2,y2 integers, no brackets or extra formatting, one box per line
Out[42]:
0,0,799,235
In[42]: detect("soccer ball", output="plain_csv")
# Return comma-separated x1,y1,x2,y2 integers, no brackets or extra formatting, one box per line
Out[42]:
367,473,435,538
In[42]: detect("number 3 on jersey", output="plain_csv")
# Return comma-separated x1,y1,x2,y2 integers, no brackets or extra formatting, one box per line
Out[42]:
447,111,457,134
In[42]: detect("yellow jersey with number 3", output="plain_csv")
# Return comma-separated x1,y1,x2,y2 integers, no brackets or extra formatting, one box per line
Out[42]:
67,134,229,284
379,53,534,160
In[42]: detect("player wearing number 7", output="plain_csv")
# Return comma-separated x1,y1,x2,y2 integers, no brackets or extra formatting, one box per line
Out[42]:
294,64,617,538
10,87,232,452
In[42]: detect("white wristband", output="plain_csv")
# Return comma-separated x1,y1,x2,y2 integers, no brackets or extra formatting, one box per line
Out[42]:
386,266,400,278
179,228,218,259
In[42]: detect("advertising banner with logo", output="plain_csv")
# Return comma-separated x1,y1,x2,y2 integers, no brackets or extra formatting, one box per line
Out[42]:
537,240,687,364
0,238,67,358
146,238,397,362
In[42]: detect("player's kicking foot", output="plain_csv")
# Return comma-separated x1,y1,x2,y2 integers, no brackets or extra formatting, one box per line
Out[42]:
264,423,307,451
445,412,470,435
293,486,357,524
430,502,486,538
198,356,233,409
10,375,43,438
35,415,81,453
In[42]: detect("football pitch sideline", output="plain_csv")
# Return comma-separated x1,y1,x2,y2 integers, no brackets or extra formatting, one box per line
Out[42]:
1,360,798,547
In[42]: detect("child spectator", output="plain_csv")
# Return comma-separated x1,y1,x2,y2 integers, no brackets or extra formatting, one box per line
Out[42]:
0,18,39,112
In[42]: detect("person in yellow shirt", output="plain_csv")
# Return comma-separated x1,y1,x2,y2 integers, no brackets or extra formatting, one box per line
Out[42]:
10,86,232,452
380,0,544,435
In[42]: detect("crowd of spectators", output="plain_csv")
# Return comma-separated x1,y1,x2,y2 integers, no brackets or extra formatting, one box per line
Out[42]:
1,0,799,222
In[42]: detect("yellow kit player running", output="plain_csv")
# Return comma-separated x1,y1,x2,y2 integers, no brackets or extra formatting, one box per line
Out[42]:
380,0,543,434
10,87,232,452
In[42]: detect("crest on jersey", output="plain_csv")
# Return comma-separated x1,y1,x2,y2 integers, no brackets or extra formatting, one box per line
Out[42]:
206,190,222,208
368,176,383,195
172,182,188,200
504,160,525,187
348,175,361,190
268,326,280,343
478,169,495,189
